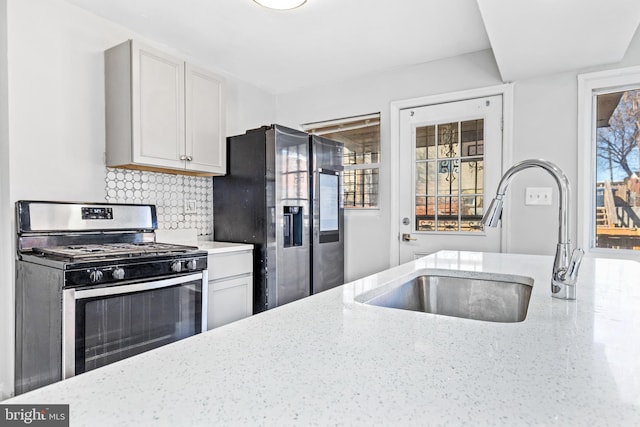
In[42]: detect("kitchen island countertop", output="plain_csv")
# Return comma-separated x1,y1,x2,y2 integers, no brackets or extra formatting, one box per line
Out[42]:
4,251,640,426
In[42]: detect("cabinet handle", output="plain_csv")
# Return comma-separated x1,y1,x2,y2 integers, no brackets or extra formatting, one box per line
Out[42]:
186,156,193,162
180,155,188,161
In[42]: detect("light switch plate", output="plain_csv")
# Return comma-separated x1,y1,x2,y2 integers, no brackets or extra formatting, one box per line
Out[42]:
525,187,552,205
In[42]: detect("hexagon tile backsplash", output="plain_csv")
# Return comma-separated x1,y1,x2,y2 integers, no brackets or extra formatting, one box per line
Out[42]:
104,168,213,236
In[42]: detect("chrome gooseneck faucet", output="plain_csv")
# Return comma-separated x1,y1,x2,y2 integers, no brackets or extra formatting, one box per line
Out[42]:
481,159,584,300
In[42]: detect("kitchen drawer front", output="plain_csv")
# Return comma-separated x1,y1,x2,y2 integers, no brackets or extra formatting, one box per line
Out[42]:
208,250,252,281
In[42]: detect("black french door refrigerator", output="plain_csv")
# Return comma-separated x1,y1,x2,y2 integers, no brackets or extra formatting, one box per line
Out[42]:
213,124,344,313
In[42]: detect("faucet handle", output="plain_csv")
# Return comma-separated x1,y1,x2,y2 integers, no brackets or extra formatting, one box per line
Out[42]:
565,248,584,282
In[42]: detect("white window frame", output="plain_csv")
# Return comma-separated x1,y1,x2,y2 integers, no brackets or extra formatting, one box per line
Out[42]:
577,66,640,259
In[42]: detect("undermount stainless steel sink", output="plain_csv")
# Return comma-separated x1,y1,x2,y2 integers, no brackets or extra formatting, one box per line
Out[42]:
356,270,534,323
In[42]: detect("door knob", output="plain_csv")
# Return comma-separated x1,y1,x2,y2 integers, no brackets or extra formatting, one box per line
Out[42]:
401,233,417,242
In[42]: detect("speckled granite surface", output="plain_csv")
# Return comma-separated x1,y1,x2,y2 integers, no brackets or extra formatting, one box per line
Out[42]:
4,251,640,426
197,240,253,254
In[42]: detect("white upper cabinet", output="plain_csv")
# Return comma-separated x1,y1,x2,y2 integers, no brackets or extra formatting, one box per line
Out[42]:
133,43,185,170
185,64,225,174
105,40,226,176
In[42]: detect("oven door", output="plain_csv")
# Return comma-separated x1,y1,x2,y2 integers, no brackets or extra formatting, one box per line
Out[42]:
62,272,207,378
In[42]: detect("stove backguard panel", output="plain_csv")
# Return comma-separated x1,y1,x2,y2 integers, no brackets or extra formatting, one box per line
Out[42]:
105,168,212,236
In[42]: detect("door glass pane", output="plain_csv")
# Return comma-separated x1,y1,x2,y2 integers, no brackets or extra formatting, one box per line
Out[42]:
426,162,436,195
437,123,459,158
415,162,437,196
461,159,483,194
461,119,484,157
594,89,640,250
437,196,458,231
415,196,435,231
437,160,459,195
415,162,427,195
416,125,436,160
414,119,484,233
461,196,483,232
437,196,455,216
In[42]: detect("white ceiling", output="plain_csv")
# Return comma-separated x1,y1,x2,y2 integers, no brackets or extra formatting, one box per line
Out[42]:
64,0,640,94
477,0,640,82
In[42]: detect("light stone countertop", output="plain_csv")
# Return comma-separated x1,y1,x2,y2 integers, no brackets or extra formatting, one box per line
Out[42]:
4,251,640,426
197,240,253,254
155,228,253,254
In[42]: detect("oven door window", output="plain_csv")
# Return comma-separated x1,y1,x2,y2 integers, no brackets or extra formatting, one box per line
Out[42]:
74,280,202,374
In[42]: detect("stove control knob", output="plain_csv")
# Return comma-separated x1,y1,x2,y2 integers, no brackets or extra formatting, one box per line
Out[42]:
186,259,197,271
170,261,183,273
112,267,125,280
89,270,103,283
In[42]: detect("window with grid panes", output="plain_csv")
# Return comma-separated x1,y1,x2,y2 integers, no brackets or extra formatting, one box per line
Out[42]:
303,113,380,209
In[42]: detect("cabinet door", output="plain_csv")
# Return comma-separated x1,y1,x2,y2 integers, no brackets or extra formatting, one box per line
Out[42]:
208,275,253,330
185,64,226,174
131,42,186,169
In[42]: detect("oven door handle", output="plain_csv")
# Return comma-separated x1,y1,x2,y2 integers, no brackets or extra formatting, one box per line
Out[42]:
71,273,203,299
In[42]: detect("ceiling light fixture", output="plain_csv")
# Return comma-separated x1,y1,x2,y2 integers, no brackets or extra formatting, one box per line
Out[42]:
253,0,307,10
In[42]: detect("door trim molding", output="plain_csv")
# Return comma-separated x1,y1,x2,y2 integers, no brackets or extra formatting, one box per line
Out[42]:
389,83,514,267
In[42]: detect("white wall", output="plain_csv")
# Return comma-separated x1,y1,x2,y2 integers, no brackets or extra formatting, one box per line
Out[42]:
506,26,640,255
277,27,640,278
276,50,504,281
7,0,275,205
505,72,579,255
0,0,12,402
0,0,276,399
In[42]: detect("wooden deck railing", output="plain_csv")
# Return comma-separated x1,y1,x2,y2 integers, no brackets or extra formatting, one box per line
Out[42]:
603,180,616,227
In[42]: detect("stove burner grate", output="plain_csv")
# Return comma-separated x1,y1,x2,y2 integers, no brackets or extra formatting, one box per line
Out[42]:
32,242,199,261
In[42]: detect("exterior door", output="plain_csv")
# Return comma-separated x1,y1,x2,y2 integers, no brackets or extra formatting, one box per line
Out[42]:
398,96,503,263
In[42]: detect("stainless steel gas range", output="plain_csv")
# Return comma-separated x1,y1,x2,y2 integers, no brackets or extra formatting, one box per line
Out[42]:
15,200,208,395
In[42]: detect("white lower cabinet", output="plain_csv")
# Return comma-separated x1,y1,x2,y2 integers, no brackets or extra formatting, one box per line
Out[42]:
206,248,253,330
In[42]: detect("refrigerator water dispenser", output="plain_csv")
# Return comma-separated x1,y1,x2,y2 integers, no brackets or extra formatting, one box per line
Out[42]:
283,206,303,247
